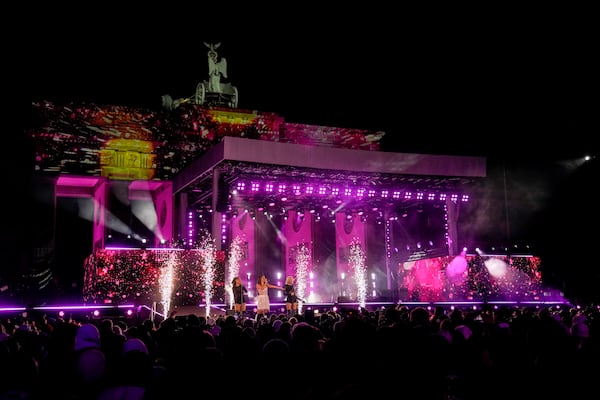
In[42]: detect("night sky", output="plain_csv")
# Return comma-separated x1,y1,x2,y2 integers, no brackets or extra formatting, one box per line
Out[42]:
19,6,595,157
13,5,599,302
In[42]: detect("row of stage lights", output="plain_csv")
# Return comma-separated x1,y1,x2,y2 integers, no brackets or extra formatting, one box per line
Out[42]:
234,181,470,203
223,183,468,224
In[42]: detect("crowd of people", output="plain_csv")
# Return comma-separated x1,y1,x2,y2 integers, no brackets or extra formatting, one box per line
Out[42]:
0,298,597,399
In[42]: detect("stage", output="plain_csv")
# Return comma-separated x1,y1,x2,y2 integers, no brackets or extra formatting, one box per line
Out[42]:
0,296,573,325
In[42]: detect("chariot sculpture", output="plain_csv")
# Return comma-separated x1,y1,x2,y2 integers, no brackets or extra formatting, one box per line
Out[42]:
162,42,238,110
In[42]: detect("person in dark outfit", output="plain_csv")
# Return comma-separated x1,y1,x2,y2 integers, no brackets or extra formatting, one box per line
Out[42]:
231,276,248,318
284,276,299,318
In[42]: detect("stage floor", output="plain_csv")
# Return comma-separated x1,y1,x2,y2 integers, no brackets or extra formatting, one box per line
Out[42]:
0,298,573,324
170,298,573,317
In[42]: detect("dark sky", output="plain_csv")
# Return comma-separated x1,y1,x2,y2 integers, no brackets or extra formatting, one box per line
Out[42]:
19,5,596,160
16,5,599,301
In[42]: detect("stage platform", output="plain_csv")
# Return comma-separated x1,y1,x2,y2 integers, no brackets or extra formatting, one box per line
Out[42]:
0,298,573,324
157,298,574,319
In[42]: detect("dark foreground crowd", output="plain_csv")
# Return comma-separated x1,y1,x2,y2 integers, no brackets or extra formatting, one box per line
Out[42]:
0,303,598,400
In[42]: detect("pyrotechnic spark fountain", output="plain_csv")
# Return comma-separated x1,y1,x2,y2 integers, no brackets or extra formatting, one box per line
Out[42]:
159,252,176,317
349,238,367,308
295,242,310,313
227,236,244,309
198,233,216,317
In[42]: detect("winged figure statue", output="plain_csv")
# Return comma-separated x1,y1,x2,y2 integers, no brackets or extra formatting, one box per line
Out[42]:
205,42,228,93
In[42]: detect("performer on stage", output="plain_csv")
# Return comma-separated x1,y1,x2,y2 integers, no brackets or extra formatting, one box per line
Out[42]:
255,274,283,316
284,275,299,318
231,276,248,318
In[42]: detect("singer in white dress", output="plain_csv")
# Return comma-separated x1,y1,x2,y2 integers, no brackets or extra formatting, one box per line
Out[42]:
255,274,283,316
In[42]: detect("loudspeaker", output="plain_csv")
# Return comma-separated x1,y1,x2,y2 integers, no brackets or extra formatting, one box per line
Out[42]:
226,309,235,316
337,296,351,303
